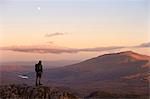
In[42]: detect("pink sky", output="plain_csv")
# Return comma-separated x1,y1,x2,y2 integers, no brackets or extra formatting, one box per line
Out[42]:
0,0,150,62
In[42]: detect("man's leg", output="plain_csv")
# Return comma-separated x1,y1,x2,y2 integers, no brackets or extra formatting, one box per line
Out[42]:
36,77,38,86
36,73,38,86
39,73,42,85
39,77,41,85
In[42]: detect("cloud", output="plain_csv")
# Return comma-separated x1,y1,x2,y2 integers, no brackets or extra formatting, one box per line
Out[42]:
0,45,124,54
1,42,149,54
137,42,150,47
45,32,68,37
78,46,124,52
46,41,54,44
0,45,76,54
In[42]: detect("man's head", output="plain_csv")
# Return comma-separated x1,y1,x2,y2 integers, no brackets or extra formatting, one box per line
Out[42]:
38,60,42,64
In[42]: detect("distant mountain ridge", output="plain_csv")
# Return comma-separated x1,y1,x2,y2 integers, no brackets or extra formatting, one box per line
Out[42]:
0,51,149,97
43,51,149,96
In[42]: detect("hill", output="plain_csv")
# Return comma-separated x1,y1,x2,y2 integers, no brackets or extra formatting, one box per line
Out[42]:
0,51,149,97
44,51,150,96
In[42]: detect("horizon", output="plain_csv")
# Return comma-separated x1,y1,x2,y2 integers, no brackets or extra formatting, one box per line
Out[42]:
0,49,150,63
0,0,150,62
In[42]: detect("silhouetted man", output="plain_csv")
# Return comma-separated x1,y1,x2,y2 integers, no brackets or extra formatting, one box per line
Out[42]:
35,60,43,86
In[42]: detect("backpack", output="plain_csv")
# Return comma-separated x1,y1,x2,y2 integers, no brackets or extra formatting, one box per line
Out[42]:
35,64,42,72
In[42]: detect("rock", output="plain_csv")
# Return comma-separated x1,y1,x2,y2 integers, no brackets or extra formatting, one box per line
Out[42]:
0,84,78,99
86,91,149,99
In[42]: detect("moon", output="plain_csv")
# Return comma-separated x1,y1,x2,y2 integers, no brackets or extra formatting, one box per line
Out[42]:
37,6,41,11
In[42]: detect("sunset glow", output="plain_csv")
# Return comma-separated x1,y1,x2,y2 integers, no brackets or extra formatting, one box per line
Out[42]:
0,0,150,62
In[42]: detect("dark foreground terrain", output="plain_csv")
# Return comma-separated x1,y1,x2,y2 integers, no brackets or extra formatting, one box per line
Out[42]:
0,84,77,99
0,84,148,99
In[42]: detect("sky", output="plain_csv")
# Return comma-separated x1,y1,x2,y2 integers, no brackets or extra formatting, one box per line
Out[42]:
0,0,150,62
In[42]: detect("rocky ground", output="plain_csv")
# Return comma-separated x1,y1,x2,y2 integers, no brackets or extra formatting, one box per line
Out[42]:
0,84,78,99
0,84,149,99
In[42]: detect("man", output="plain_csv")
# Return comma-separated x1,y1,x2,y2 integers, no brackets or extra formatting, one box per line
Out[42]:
35,60,43,86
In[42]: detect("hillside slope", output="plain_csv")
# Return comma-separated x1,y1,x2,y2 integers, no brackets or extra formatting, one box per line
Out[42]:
0,51,149,97
44,51,150,96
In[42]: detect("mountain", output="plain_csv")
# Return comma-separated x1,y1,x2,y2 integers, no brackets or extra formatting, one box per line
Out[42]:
0,84,78,99
0,51,149,98
43,51,149,96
